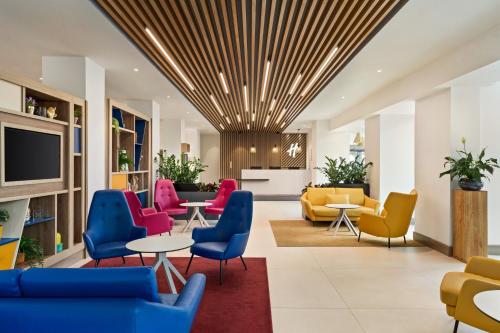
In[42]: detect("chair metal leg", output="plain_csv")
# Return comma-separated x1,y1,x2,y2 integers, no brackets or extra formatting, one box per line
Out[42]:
225,259,228,265
388,237,391,249
95,259,100,267
219,260,223,285
403,236,407,244
357,232,362,242
121,256,126,264
453,320,459,333
185,254,194,274
169,231,172,236
240,256,247,271
139,253,145,266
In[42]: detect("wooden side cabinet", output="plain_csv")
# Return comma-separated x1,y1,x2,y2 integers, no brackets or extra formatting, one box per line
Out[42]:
452,189,487,262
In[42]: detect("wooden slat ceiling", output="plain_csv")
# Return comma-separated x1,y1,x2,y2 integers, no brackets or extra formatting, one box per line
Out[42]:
96,0,406,132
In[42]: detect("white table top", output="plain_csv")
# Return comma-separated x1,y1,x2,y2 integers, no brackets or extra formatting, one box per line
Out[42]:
325,203,360,209
126,235,194,253
474,290,500,321
180,202,213,207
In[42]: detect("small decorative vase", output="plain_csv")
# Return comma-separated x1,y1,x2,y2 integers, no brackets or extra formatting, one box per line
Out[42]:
46,106,57,119
74,117,79,125
27,105,35,114
458,179,483,191
120,163,129,172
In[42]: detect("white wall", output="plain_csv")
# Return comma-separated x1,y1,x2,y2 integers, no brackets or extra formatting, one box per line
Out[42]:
450,87,481,155
160,118,184,157
200,134,220,183
364,116,381,199
480,83,500,245
42,56,106,208
414,89,452,246
184,127,200,159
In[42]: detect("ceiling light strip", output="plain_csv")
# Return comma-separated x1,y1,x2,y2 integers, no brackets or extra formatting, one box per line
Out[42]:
219,72,229,94
261,61,271,102
252,112,256,122
289,74,302,95
246,123,250,130
269,98,276,111
244,85,249,111
237,114,241,123
264,114,270,128
276,109,286,123
220,123,225,130
225,116,231,124
210,94,223,116
301,47,338,97
145,28,195,91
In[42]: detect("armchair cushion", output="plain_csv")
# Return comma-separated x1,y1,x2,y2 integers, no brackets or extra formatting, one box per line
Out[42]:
326,194,349,204
0,269,22,297
93,241,137,259
191,242,229,260
307,188,335,205
165,208,188,216
335,188,365,206
312,206,340,217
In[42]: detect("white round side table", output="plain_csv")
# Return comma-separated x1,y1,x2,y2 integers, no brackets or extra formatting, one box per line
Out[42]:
180,202,212,232
325,203,360,236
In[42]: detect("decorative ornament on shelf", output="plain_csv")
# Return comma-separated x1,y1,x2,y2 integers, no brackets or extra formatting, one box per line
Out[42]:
25,97,36,114
74,109,82,125
0,208,9,239
440,137,500,191
118,149,133,172
46,106,57,119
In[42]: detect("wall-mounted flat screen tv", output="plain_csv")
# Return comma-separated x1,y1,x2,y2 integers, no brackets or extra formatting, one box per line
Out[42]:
1,123,63,186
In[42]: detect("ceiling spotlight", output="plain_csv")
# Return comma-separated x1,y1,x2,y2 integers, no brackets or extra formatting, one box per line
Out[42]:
269,98,276,111
301,46,338,96
133,68,139,72
210,94,223,116
246,123,250,130
219,71,229,94
237,114,241,123
220,123,225,130
261,60,271,102
341,96,345,99
39,77,43,81
226,116,231,124
145,27,195,91
252,112,256,122
167,95,171,99
276,109,286,124
289,74,302,95
264,114,270,128
243,85,249,111
377,69,382,73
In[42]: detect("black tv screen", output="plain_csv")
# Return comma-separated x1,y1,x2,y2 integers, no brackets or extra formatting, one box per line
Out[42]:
3,126,62,184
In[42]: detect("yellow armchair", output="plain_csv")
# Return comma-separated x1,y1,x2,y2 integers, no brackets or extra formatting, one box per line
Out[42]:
357,189,417,248
440,256,500,333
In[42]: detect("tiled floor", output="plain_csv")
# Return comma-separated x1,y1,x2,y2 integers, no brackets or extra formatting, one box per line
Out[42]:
74,201,487,333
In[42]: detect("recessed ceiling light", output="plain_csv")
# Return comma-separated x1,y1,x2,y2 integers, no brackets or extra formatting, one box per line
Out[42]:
167,95,171,99
276,109,286,123
261,61,271,102
237,114,241,123
210,94,223,116
341,96,345,99
264,114,270,128
243,85,249,112
252,112,256,122
289,74,302,95
187,112,190,115
133,68,139,72
301,46,338,97
39,77,43,81
219,123,225,130
219,71,229,94
377,69,382,73
269,98,276,111
225,116,231,124
145,27,195,91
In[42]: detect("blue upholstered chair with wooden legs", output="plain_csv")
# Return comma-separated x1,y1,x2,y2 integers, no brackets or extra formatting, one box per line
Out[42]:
186,190,253,284
84,190,147,266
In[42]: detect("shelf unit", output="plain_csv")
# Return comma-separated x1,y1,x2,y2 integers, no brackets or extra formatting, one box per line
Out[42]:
0,72,87,269
107,99,151,207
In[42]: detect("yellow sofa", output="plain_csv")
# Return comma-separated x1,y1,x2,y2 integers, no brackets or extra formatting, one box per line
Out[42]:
301,187,380,222
440,256,500,333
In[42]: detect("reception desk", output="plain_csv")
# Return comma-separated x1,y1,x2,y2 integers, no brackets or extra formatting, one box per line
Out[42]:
240,169,311,197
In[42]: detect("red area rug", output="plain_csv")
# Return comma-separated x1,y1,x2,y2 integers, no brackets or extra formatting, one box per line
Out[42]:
82,256,273,333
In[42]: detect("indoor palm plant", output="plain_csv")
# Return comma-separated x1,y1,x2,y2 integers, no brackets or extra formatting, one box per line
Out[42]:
440,138,499,191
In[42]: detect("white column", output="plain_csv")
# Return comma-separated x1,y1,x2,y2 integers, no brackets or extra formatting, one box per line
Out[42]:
200,133,220,183
364,115,381,199
42,56,106,210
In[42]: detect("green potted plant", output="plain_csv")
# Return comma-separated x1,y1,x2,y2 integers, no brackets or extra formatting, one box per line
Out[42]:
25,96,36,114
154,150,207,192
440,138,499,191
0,208,9,238
74,108,82,125
314,156,373,195
112,117,121,133
18,236,44,267
118,150,133,172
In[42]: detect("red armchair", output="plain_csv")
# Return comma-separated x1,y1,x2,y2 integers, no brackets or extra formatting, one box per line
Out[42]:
154,179,188,217
124,191,174,236
204,179,238,216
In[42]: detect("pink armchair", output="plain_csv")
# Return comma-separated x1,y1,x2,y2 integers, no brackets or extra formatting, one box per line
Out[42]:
124,191,174,236
154,179,188,217
205,179,238,216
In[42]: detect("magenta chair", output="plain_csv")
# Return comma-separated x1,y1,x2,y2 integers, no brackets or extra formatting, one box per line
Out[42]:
204,179,238,216
154,179,188,218
124,191,174,236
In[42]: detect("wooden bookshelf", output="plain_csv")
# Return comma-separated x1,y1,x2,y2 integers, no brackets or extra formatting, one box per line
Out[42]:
0,72,87,268
107,99,151,207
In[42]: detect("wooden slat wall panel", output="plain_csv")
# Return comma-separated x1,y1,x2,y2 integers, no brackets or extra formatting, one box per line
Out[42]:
281,133,306,169
96,0,406,132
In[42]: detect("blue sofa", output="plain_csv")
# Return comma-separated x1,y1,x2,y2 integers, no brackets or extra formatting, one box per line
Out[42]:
0,267,205,333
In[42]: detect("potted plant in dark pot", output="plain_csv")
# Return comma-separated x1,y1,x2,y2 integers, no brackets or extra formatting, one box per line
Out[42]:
314,156,373,195
17,236,44,267
155,150,207,192
440,138,499,191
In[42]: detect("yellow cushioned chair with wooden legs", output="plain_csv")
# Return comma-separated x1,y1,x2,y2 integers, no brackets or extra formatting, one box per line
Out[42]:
357,190,417,248
440,256,500,333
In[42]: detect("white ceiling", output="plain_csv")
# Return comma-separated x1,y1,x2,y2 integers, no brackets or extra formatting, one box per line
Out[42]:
293,0,500,127
0,0,216,133
442,60,500,87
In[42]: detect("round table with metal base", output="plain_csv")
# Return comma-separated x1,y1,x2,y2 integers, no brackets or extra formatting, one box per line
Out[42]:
126,235,194,294
180,202,213,232
325,203,360,236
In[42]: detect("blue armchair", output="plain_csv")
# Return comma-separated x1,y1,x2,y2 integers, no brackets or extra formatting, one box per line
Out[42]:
84,190,147,266
0,267,206,333
186,190,253,284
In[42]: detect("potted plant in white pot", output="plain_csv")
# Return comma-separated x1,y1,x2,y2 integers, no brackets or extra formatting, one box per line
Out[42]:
440,138,499,191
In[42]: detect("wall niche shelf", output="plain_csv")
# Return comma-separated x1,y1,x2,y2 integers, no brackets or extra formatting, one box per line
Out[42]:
107,99,151,207
0,72,87,269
